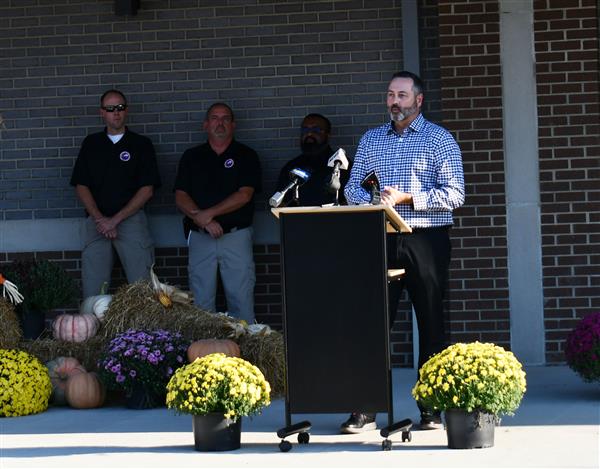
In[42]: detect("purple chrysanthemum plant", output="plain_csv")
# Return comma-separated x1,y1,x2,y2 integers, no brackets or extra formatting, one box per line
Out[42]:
98,329,189,396
565,312,600,383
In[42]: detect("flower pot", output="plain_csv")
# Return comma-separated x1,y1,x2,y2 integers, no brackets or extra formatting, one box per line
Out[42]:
125,383,163,409
19,311,46,340
192,413,241,451
445,409,496,449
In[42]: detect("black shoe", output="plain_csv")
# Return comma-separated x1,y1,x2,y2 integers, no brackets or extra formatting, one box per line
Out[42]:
419,410,443,430
340,412,377,434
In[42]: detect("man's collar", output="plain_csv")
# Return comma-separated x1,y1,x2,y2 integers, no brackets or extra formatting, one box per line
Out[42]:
387,113,424,134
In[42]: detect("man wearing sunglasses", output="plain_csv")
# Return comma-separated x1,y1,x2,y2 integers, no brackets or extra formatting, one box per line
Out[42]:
174,103,261,324
70,89,161,297
276,114,350,206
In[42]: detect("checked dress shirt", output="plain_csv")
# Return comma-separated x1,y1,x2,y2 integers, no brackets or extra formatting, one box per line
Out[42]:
344,113,465,228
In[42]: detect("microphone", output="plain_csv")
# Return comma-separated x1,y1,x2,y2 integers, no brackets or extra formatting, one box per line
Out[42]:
269,168,311,208
326,148,349,194
360,171,381,204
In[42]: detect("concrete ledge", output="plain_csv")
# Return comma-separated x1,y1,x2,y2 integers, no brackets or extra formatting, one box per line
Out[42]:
0,211,280,253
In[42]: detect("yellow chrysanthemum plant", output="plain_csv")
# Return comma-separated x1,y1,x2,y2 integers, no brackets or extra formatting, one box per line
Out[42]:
412,342,527,416
166,353,271,420
1,349,53,417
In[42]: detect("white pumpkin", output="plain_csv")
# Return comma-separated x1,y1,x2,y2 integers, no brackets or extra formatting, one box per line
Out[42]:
80,294,112,321
53,314,99,342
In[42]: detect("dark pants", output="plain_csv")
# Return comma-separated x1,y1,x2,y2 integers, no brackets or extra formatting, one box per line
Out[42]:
387,226,452,370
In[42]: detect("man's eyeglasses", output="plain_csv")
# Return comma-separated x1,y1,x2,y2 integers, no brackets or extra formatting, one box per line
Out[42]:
101,104,127,112
301,126,324,134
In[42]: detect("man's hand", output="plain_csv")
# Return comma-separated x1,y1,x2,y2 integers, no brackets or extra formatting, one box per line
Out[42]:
191,209,214,230
104,228,118,239
203,220,224,239
95,216,119,236
382,186,413,206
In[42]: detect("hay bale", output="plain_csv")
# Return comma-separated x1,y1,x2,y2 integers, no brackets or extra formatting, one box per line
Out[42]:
99,280,285,396
0,298,22,349
239,332,285,399
100,281,234,341
19,336,107,371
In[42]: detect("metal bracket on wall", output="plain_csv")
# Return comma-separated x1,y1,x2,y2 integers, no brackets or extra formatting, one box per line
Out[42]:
115,0,140,16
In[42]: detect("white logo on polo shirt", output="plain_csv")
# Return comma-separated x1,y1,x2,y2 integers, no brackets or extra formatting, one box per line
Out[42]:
120,151,131,162
224,158,234,168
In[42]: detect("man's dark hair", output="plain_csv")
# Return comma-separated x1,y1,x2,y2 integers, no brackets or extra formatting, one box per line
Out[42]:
302,113,332,133
391,71,424,96
100,89,127,106
205,102,235,122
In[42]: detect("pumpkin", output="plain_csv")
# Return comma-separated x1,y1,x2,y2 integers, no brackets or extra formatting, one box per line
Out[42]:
187,339,241,363
46,357,86,406
80,294,112,321
80,281,112,321
65,372,105,409
53,313,99,342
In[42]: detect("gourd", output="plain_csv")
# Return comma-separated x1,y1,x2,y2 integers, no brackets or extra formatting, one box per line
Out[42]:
80,282,112,321
46,357,86,405
187,339,241,363
52,314,99,342
64,372,105,409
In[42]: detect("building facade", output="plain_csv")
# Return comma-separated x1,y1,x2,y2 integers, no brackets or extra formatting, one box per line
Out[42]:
1,0,598,366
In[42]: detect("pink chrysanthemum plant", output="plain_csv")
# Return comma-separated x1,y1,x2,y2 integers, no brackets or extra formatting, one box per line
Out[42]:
565,312,600,383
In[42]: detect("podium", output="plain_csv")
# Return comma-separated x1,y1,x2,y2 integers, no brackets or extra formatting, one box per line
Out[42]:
271,205,413,451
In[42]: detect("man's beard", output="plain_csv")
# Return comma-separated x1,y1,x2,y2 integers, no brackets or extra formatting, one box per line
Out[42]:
390,103,418,122
301,140,328,157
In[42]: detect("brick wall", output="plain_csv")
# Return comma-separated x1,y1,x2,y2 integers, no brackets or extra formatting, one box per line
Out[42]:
534,0,600,361
0,0,404,218
438,1,511,349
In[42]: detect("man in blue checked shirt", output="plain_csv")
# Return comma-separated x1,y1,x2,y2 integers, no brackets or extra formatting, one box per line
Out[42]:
341,71,465,434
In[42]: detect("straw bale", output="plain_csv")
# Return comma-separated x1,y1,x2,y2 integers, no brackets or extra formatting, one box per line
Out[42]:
98,280,286,395
0,298,22,349
19,336,106,371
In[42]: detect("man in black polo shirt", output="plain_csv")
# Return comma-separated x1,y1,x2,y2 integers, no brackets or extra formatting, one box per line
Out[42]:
70,89,161,297
174,103,261,323
277,113,350,206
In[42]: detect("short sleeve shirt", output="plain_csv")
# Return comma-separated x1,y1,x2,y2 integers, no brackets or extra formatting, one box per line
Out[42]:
174,140,262,231
70,129,161,216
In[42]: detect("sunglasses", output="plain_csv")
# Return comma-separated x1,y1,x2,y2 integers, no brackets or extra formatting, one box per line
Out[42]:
102,104,127,112
301,126,324,134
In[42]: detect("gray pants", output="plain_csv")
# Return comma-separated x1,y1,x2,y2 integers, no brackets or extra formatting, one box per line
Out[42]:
82,211,154,297
188,227,255,323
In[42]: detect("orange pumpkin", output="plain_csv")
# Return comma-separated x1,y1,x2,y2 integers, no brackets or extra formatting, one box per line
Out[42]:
187,339,241,363
46,357,86,406
65,372,105,409
53,314,99,342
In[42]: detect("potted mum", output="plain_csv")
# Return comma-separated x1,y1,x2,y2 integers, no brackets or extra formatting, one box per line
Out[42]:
0,349,53,417
166,353,271,451
97,329,188,409
565,311,600,383
412,342,527,449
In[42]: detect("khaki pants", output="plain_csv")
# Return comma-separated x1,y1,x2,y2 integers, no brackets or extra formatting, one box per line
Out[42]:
82,211,154,297
188,227,255,323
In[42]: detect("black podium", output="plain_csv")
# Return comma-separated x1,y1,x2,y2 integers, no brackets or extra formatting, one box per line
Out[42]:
272,205,413,451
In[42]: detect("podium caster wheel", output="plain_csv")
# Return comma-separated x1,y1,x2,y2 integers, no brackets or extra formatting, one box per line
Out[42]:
382,439,392,451
402,430,412,442
279,440,292,452
298,432,310,444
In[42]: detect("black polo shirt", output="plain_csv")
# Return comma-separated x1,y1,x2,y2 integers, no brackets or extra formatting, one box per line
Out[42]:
174,140,262,233
277,145,351,206
70,128,161,216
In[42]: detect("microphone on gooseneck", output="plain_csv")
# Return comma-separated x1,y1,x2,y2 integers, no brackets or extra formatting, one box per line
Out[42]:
326,148,350,203
269,168,311,208
360,171,381,204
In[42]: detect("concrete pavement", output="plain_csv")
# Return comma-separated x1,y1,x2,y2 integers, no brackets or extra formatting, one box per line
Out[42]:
1,366,598,468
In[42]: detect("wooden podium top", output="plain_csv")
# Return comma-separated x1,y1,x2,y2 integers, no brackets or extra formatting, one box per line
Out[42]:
271,204,412,233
